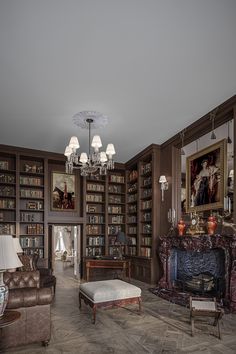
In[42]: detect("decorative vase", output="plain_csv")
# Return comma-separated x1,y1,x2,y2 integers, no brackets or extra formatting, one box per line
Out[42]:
177,218,186,236
207,215,217,235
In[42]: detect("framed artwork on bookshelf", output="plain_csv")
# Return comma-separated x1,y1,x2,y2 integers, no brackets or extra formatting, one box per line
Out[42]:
51,172,76,211
186,139,226,212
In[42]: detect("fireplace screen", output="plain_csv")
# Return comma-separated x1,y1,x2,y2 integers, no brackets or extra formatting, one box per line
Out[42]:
170,248,225,296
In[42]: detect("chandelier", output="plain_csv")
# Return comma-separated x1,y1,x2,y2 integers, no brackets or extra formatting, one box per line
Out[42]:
64,111,116,176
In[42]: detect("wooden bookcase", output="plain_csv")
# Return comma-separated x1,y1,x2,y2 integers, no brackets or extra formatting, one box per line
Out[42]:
0,153,17,237
125,144,161,284
19,155,45,258
0,150,47,260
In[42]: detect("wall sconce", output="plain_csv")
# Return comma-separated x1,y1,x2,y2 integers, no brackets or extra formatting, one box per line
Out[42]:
159,175,168,202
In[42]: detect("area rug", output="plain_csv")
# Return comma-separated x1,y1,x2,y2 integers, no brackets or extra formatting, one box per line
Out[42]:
149,287,190,308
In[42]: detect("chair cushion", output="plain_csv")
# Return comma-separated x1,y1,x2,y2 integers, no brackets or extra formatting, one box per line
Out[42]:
79,279,141,303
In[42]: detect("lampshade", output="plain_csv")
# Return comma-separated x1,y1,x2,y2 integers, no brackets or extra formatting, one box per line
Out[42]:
100,152,108,163
159,175,167,183
91,135,102,148
69,136,80,149
106,144,116,156
64,146,72,157
0,235,23,270
229,169,234,179
116,231,128,245
79,152,88,163
13,237,23,254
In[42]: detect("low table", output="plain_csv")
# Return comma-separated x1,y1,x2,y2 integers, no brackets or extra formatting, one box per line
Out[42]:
79,279,142,323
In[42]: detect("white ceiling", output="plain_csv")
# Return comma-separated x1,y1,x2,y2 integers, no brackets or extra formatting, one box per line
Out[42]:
0,0,236,163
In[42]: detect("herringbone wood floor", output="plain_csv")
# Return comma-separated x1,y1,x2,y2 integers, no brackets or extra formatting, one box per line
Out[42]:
3,262,236,354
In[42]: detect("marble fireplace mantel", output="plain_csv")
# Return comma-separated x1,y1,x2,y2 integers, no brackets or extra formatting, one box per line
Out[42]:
158,234,236,311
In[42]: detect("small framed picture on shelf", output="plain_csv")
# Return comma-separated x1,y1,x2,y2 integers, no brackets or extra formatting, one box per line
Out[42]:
186,139,226,212
51,172,76,211
0,160,9,170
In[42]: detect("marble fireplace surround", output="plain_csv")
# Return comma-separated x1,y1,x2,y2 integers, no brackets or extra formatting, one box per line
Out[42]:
158,234,236,311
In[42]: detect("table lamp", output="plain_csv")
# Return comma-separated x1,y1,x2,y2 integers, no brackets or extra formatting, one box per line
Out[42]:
116,231,128,259
0,235,23,317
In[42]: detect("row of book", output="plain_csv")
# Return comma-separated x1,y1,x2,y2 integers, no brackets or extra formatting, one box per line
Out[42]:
86,247,103,257
20,212,42,222
108,205,123,214
108,185,123,194
86,194,103,202
127,194,137,203
142,200,152,210
109,175,125,184
20,189,43,198
0,224,15,234
107,225,121,235
141,162,152,175
0,174,15,183
128,226,137,234
23,248,44,258
87,215,104,224
87,183,105,192
140,247,151,257
86,225,103,235
127,215,137,223
87,236,105,246
141,236,152,246
110,215,124,224
0,186,15,197
26,224,44,234
108,195,123,204
20,176,42,186
0,199,15,209
20,236,43,248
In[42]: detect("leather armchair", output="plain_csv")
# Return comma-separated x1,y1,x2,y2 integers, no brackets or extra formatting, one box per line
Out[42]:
0,270,53,350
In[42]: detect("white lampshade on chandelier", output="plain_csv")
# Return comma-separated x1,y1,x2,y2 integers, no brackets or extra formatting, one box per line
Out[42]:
65,111,116,176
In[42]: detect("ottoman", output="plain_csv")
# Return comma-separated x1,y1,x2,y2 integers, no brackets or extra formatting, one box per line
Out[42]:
79,279,142,323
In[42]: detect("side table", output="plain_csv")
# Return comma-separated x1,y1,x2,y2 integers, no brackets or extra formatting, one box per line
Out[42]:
0,310,21,329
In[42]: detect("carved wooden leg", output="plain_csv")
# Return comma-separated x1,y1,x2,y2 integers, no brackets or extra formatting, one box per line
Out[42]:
93,305,97,324
191,316,194,336
138,297,142,314
42,340,50,347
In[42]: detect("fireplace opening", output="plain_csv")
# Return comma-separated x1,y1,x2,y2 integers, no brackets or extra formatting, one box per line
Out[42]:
170,248,226,297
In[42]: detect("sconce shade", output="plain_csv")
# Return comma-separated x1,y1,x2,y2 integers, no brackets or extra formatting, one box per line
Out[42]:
0,235,23,270
159,175,167,183
229,169,234,179
13,237,23,254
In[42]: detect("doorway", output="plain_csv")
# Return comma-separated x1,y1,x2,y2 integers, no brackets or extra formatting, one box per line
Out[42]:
48,224,81,280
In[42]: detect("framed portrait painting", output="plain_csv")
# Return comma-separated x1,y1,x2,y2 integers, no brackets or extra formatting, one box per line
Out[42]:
186,139,227,213
51,172,76,211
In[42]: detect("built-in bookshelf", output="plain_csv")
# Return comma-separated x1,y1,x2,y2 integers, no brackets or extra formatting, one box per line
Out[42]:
126,168,138,256
107,171,126,256
0,153,16,237
19,156,45,258
85,175,106,257
140,160,152,258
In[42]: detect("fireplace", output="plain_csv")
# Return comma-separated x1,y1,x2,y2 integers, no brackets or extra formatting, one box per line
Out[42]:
158,234,236,311
170,248,226,296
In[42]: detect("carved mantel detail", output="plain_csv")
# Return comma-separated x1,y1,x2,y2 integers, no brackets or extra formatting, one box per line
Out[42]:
158,234,236,312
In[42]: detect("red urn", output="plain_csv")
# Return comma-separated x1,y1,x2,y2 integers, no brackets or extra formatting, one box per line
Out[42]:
177,218,186,236
207,215,217,235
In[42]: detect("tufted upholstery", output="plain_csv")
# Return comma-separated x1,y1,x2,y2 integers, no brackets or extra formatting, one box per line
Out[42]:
1,271,52,350
4,270,40,289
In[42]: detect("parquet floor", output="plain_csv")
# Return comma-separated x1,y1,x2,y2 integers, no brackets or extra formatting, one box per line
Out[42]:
3,262,236,354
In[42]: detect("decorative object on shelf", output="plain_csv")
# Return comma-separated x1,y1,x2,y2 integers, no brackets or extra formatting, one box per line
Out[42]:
51,172,76,211
64,111,116,176
186,139,226,213
177,218,186,236
0,235,23,317
209,107,219,140
180,129,186,155
207,215,217,235
159,175,168,202
167,208,176,235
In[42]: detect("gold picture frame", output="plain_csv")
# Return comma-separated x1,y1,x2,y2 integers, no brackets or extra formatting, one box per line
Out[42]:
51,172,76,211
186,139,227,213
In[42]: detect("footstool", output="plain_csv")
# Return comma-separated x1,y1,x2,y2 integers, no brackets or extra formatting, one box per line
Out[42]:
79,279,142,323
